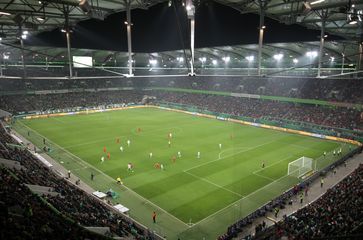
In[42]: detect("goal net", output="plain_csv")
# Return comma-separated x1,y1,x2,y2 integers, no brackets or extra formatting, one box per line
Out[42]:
288,156,313,178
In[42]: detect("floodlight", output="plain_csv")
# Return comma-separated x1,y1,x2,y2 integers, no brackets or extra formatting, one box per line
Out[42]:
273,54,283,61
212,59,217,65
21,34,27,39
222,56,230,63
79,0,91,13
306,51,318,58
246,56,254,62
310,0,325,5
149,59,157,65
293,58,298,64
0,11,11,16
199,57,206,62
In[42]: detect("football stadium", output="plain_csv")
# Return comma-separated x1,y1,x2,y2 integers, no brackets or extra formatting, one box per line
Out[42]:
0,1,363,240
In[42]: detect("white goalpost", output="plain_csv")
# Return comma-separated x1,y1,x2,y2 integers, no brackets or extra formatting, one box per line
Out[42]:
288,156,313,178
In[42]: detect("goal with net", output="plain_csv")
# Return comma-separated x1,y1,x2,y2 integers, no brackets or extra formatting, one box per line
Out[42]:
288,156,313,178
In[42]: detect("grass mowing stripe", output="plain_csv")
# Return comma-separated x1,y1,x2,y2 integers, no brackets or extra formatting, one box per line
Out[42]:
17,120,190,227
184,135,284,172
191,172,290,226
183,171,243,197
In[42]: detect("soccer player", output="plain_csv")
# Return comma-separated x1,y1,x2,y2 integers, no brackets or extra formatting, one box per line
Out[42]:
333,150,336,156
103,146,106,153
116,138,120,144
154,162,160,169
127,163,133,171
149,152,153,158
197,151,200,159
323,151,326,157
101,156,105,163
171,155,176,163
107,152,110,160
152,211,156,223
262,161,265,169
137,127,141,133
169,132,173,139
119,146,124,152
160,164,164,170
127,139,131,147
116,177,122,184
219,143,222,150
177,151,181,158
168,140,171,148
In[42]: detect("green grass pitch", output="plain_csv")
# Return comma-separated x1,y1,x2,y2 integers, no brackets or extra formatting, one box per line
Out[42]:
14,107,352,239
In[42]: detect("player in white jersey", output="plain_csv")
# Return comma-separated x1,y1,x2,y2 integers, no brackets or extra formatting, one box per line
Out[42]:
101,156,105,163
127,163,133,172
149,152,153,158
127,140,131,147
119,146,123,152
197,152,200,159
177,151,181,158
219,143,222,150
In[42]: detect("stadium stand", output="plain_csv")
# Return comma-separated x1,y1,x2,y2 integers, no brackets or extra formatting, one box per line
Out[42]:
0,167,110,240
272,164,363,239
1,77,363,103
0,125,156,240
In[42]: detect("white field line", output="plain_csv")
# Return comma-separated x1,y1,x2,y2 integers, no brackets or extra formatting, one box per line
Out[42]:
17,121,190,227
191,172,290,226
52,117,66,124
184,137,283,172
252,155,293,175
62,135,128,150
218,147,251,160
72,166,88,171
253,172,275,181
183,171,243,197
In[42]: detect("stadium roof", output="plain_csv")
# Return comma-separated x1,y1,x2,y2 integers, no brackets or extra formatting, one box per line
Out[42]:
0,0,164,43
216,0,363,40
2,40,358,66
0,0,362,45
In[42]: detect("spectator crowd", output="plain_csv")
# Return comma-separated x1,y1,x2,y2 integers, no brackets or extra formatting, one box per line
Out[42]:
1,76,363,104
0,125,155,239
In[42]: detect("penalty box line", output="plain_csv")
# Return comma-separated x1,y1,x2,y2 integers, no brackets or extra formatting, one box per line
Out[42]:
184,137,284,173
190,172,291,227
17,121,191,227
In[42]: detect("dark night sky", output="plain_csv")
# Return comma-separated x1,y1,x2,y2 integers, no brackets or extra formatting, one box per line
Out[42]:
27,1,341,53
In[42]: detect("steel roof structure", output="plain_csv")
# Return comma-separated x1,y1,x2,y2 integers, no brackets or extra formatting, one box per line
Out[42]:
215,0,363,40
0,1,362,43
0,0,164,43
0,0,362,78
